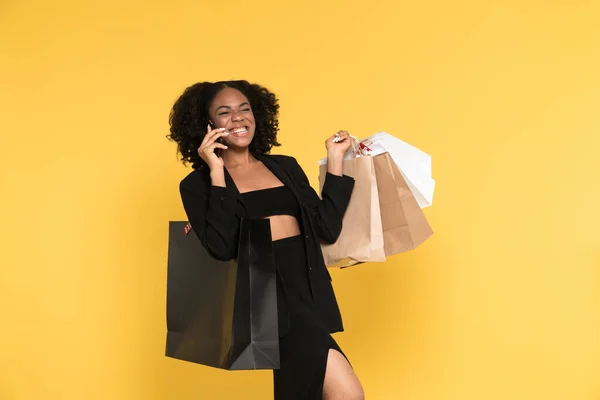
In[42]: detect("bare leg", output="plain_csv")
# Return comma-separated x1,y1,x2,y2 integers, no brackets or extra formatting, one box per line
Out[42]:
322,349,364,400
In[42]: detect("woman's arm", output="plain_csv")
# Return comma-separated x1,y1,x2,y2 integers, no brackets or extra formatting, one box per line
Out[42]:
291,158,355,244
179,173,239,261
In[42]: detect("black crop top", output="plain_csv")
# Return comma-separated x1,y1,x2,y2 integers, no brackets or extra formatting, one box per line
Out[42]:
239,185,301,220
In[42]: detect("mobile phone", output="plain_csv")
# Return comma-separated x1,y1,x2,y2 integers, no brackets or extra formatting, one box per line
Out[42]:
209,120,225,155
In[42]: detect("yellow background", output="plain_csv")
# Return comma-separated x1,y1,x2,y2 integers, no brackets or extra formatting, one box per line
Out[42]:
1,0,599,398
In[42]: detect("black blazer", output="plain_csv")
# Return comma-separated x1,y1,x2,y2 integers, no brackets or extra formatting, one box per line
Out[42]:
179,154,355,334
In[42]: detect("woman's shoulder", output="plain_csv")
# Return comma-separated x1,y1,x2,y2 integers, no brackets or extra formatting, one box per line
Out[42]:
179,167,210,192
265,153,300,168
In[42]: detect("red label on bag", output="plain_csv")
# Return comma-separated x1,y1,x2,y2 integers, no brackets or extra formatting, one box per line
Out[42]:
359,141,372,152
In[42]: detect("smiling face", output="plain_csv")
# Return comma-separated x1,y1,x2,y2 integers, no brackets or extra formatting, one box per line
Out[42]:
208,87,256,149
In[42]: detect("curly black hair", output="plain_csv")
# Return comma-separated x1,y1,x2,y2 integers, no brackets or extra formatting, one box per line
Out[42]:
167,80,281,170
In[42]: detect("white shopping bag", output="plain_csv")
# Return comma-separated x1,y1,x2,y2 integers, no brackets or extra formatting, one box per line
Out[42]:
360,132,435,208
319,132,435,208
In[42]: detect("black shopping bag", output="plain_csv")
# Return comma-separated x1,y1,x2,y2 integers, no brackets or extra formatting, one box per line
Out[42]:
165,218,279,370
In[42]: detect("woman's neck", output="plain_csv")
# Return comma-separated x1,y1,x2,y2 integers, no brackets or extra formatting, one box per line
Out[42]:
222,148,256,170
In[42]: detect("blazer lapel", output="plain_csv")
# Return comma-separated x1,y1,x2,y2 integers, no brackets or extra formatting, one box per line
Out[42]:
257,155,301,200
221,166,252,216
223,167,239,194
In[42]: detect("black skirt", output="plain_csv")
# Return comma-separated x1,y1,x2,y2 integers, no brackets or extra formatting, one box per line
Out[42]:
272,235,347,400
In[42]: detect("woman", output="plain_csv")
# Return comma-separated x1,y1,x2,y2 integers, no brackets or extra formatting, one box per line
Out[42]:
167,80,365,400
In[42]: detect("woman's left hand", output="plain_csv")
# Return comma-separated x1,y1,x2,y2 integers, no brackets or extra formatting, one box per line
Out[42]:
325,130,352,159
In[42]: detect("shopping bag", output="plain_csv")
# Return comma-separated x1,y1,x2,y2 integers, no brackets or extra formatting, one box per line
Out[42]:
319,152,433,267
373,152,433,256
319,132,435,208
360,132,435,209
165,218,280,370
318,155,386,268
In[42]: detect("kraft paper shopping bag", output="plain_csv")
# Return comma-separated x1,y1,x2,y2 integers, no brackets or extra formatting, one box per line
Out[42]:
318,152,433,267
373,152,433,256
318,156,386,268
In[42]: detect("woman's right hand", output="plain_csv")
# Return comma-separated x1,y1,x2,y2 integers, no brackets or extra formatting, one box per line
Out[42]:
198,125,229,170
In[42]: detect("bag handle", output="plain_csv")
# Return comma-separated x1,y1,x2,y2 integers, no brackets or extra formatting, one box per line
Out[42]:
347,135,369,159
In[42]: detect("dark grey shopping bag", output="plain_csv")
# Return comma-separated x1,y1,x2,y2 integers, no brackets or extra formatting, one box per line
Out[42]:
165,218,279,370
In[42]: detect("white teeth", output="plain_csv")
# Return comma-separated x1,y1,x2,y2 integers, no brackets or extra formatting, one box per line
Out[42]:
231,128,247,134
